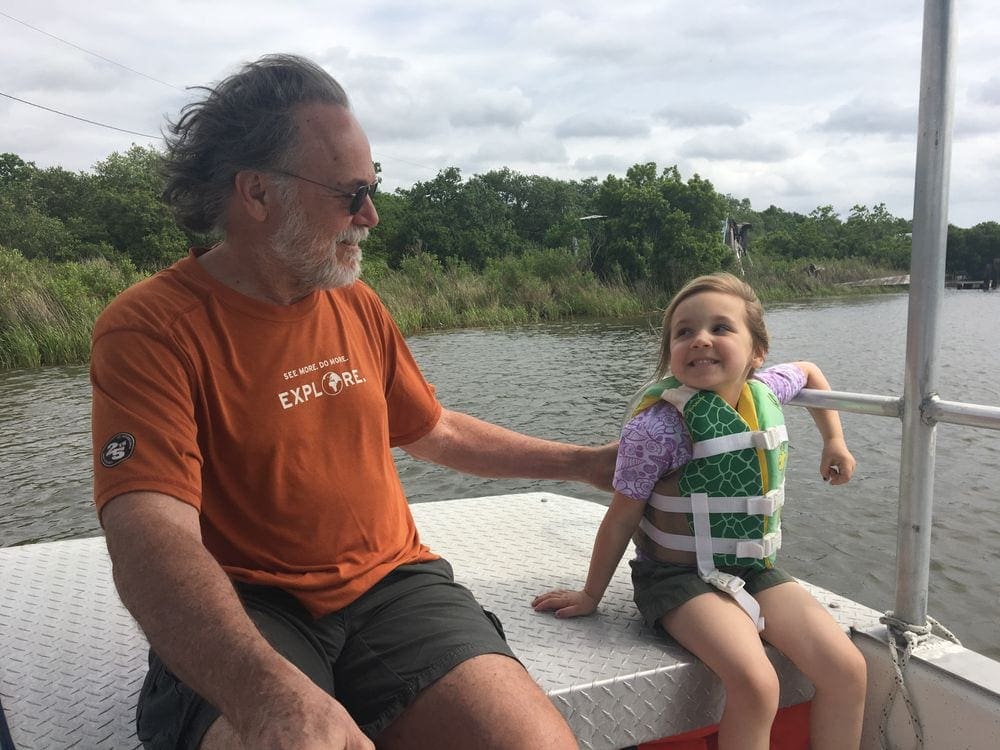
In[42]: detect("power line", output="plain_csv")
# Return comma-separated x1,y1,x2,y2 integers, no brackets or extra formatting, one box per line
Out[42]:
0,91,160,139
0,10,185,92
0,12,445,176
0,11,441,175
374,152,440,173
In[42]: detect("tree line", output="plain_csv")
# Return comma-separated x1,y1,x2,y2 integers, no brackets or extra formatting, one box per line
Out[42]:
2,145,998,287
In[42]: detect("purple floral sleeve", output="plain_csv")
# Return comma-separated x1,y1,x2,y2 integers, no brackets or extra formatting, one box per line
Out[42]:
612,364,805,502
753,363,806,405
613,402,692,501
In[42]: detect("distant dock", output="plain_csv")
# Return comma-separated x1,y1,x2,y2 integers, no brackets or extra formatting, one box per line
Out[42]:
945,278,990,290
840,275,910,287
840,275,990,289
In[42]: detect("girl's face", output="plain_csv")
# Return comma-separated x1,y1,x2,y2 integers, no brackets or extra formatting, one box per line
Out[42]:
668,290,765,406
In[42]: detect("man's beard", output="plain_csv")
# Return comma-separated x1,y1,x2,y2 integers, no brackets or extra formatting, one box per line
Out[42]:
270,198,367,291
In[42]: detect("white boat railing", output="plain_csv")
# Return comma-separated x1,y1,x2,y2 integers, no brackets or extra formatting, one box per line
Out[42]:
788,0,1000,650
790,390,1000,432
896,0,955,633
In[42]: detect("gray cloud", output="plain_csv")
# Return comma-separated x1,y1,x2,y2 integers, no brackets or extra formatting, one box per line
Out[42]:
679,133,793,163
554,114,650,139
818,98,917,136
972,76,1000,106
954,110,1000,138
654,103,750,128
471,133,567,164
449,88,533,128
572,153,632,176
528,9,643,64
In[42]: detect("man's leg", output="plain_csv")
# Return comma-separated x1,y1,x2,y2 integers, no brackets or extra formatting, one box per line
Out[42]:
376,653,577,750
199,717,238,749
334,558,577,749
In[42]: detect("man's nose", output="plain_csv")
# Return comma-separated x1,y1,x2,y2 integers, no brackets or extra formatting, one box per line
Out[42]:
353,196,379,227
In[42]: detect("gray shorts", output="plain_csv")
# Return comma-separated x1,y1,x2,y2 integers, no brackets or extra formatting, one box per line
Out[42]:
135,558,516,750
630,558,793,628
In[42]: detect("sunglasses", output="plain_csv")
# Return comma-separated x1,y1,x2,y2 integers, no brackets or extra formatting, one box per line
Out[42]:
271,170,378,214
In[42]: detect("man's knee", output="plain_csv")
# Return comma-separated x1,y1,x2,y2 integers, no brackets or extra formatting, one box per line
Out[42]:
198,717,240,750
378,654,576,749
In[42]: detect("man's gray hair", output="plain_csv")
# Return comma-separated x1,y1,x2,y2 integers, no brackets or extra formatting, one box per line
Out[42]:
162,54,350,233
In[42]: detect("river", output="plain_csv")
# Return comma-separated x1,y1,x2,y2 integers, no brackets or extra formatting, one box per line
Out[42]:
1,290,998,659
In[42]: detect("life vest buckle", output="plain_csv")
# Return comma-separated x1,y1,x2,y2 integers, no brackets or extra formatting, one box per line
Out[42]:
746,487,785,515
702,569,746,595
735,531,782,559
752,426,785,451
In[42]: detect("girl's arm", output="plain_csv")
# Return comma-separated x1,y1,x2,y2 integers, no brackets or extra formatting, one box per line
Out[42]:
792,360,857,485
532,492,647,617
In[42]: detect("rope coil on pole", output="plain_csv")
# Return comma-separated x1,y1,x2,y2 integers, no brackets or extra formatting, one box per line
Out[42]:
877,611,962,750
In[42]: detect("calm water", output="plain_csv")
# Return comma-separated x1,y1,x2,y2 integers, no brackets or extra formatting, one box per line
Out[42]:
1,291,998,658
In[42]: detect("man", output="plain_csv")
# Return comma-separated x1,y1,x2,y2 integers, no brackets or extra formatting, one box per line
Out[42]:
91,54,615,750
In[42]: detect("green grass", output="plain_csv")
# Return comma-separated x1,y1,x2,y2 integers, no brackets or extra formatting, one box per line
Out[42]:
0,244,905,370
0,245,144,369
742,256,904,303
368,249,646,335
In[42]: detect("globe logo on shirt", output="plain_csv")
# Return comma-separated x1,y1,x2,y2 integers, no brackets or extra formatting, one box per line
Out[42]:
322,371,344,395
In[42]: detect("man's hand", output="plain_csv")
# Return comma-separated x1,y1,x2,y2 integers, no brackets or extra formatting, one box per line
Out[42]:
101,494,373,750
235,678,374,750
584,441,619,493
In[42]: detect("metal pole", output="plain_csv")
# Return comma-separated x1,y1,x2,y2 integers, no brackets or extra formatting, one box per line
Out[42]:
895,0,956,627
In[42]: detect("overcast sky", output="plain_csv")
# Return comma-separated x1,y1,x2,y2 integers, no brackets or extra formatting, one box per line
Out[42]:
2,1,998,227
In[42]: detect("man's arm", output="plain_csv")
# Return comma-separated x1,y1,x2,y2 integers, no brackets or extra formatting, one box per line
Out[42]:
401,408,617,492
101,492,373,750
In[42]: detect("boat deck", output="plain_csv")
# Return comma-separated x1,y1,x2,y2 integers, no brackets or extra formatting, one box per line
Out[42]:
0,492,884,749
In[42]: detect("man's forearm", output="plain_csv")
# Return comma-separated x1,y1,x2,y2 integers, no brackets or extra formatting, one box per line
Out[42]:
403,409,614,488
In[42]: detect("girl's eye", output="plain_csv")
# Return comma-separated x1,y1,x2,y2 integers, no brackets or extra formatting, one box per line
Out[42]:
674,328,692,338
712,324,732,333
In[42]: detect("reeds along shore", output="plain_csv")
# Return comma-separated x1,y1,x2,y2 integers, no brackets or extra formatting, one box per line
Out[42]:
0,244,898,371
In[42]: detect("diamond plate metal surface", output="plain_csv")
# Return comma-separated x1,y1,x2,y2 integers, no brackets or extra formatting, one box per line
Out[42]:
0,536,146,749
0,493,882,749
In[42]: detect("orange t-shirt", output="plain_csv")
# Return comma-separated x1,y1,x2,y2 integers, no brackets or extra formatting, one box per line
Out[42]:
91,250,442,617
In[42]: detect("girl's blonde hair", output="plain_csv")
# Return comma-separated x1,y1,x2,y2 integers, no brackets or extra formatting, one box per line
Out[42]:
654,272,769,378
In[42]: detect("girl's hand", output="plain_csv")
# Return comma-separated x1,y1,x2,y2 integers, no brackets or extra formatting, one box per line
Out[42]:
821,437,856,485
531,588,599,618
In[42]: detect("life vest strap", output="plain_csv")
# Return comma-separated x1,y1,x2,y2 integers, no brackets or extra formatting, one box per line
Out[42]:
691,424,788,460
693,491,766,632
691,494,766,631
637,519,783,559
701,569,765,631
648,485,785,516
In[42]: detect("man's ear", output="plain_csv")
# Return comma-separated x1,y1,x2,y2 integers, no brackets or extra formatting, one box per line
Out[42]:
233,170,271,222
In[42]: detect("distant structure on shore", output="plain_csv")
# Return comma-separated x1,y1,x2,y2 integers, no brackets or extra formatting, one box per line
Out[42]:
983,258,999,291
724,218,752,275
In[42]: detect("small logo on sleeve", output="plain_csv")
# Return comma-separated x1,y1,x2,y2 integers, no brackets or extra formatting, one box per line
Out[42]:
101,433,136,467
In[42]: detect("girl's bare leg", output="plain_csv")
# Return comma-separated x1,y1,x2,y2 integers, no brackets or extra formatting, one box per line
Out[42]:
756,582,867,750
662,592,778,750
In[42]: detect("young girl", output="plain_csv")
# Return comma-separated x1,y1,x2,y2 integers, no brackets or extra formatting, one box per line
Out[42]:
533,273,867,750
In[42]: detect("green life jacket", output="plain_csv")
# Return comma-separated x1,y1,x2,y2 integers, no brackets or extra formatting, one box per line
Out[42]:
631,375,789,630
